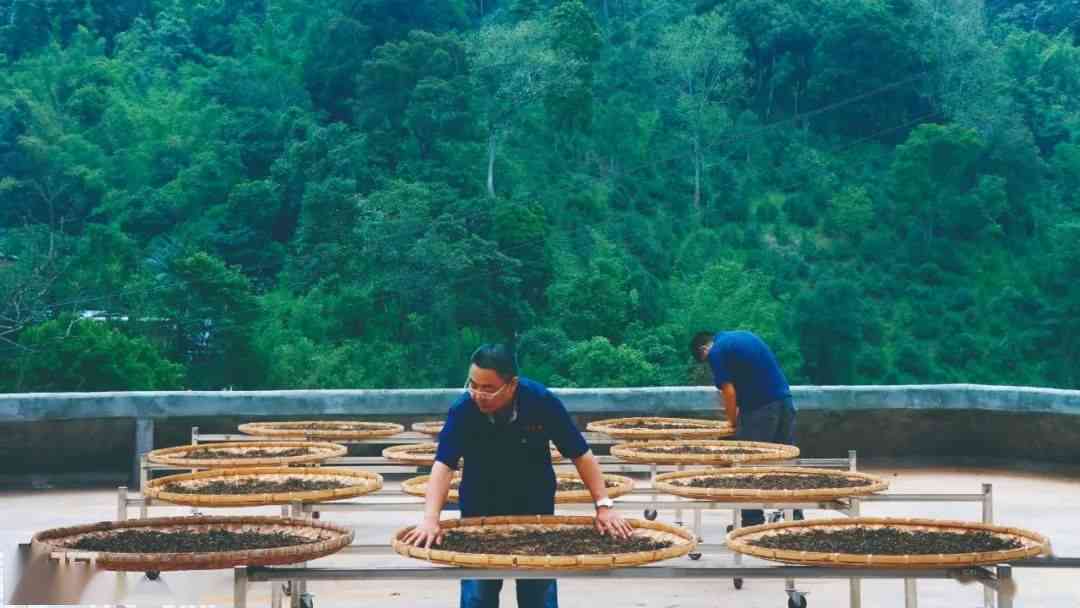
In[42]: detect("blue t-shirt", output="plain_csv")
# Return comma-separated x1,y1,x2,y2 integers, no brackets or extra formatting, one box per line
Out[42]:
707,331,791,412
434,377,589,517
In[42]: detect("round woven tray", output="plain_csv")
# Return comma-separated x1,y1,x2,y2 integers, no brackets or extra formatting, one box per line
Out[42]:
401,472,635,504
32,515,354,572
392,514,696,570
147,441,347,468
654,467,887,502
144,467,383,507
726,517,1050,568
610,440,799,465
412,421,444,436
383,442,565,466
587,417,734,440
238,420,404,440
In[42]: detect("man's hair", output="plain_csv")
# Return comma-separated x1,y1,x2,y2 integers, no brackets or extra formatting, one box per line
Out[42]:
689,331,715,362
470,343,519,381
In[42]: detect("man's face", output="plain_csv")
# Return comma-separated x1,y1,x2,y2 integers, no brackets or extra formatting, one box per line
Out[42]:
697,341,713,363
466,364,518,414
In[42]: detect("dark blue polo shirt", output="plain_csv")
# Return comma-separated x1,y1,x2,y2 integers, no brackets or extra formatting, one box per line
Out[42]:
434,377,589,517
707,331,791,413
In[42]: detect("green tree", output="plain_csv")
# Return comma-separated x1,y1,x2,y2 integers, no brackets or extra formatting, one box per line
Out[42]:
794,278,864,384
564,336,656,387
654,11,746,210
158,252,261,388
7,316,183,392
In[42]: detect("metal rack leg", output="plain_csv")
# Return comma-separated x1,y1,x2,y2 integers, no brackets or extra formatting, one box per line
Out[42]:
904,579,918,608
849,578,862,608
848,496,862,608
731,507,744,589
234,566,247,608
996,565,1013,608
272,578,283,608
292,502,309,607
117,486,127,521
783,508,796,597
848,449,857,472
675,464,684,526
649,463,657,518
983,484,995,608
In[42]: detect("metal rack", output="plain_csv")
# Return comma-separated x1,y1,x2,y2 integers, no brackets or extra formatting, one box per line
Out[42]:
111,428,1025,608
233,560,1022,608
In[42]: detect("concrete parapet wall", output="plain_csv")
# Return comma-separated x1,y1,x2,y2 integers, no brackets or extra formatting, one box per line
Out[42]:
0,384,1078,480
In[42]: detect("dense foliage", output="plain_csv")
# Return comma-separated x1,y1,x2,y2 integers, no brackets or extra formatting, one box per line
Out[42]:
2,0,1078,391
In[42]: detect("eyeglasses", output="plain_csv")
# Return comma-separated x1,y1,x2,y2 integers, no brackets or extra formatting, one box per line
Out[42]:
464,378,512,401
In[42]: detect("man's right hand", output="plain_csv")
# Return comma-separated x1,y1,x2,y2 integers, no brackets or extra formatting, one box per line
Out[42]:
402,518,444,548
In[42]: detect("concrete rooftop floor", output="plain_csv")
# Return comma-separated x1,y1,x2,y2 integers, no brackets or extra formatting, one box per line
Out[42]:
3,463,1079,607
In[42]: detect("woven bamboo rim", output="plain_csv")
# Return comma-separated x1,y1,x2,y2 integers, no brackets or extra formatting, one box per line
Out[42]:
587,417,734,440
412,421,444,436
238,420,404,440
401,472,635,504
726,516,1050,568
32,515,354,572
383,443,565,466
392,514,696,570
147,441,347,468
144,467,383,507
654,467,888,502
610,440,799,465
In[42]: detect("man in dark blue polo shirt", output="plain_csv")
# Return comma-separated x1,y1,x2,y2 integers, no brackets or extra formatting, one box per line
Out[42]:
690,330,799,526
403,344,632,608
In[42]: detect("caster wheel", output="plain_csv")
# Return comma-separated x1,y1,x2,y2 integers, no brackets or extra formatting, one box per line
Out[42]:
726,524,735,534
688,552,702,560
787,595,807,608
299,593,314,608
283,582,292,597
733,577,743,590
145,571,160,581
644,509,658,521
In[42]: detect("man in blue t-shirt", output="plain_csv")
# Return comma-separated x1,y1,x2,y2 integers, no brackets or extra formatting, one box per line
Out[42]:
690,330,800,527
403,344,632,608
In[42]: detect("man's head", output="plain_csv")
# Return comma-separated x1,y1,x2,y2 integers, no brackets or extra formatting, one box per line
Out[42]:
690,331,715,363
467,343,519,414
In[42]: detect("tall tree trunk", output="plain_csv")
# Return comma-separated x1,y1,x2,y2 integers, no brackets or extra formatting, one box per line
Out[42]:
487,132,497,198
693,136,702,210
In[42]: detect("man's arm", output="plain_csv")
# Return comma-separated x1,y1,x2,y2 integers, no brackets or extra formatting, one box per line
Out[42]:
572,451,633,538
405,405,462,548
720,382,737,425
402,460,454,548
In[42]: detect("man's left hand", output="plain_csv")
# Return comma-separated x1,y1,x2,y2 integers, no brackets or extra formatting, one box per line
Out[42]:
594,507,634,539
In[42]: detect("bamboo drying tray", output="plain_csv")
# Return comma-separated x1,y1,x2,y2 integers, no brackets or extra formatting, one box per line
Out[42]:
587,416,734,440
654,466,887,502
147,441,347,468
610,440,799,465
392,514,695,570
412,421,444,436
33,515,354,572
726,517,1050,568
383,442,565,466
401,472,635,504
238,420,404,440
144,467,383,507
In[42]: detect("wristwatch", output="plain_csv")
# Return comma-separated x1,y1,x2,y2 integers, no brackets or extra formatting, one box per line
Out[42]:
595,497,615,509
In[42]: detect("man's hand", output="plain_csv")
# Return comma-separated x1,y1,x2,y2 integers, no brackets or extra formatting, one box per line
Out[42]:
402,517,444,549
594,507,634,539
